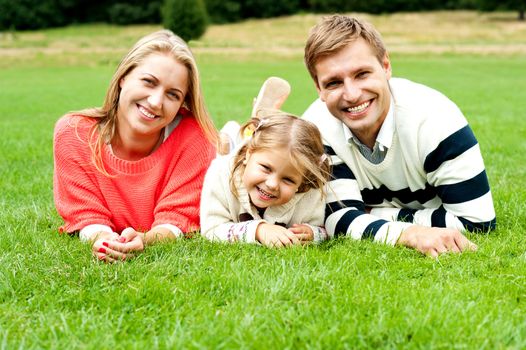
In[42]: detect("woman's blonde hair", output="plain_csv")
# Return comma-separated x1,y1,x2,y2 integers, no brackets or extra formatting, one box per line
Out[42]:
230,110,331,198
70,29,217,174
305,15,387,85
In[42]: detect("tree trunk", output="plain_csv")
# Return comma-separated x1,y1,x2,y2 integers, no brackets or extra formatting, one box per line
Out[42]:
520,9,525,21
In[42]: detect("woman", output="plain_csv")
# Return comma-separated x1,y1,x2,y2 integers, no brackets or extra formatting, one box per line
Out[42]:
53,30,217,262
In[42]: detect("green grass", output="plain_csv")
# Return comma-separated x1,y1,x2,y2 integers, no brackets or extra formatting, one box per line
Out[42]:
1,15,526,348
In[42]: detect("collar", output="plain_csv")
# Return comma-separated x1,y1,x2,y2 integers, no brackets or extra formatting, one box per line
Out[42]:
344,96,395,151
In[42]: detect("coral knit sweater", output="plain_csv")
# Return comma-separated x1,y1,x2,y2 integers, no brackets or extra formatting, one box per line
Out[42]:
53,113,216,234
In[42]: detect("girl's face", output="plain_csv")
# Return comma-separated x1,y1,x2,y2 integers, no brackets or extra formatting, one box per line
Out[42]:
117,52,188,142
242,147,303,209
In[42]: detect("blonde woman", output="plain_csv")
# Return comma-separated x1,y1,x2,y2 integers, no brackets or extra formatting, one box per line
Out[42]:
53,30,217,262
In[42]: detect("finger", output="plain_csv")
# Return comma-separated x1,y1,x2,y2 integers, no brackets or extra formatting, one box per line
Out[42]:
97,253,117,263
278,235,294,247
105,239,143,254
283,231,300,245
288,227,302,234
427,249,439,259
446,241,461,253
454,234,477,252
97,246,129,261
269,240,283,248
294,233,313,242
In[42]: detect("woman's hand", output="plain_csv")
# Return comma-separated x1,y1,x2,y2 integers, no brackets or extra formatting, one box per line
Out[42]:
255,223,300,248
95,228,144,263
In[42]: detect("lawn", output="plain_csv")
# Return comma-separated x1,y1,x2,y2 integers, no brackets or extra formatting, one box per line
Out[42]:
1,11,525,349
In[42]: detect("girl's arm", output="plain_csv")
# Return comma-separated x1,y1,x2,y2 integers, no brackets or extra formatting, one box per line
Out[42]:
200,157,264,243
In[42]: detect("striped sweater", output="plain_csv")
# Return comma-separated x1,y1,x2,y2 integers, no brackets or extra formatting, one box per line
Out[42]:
303,77,496,245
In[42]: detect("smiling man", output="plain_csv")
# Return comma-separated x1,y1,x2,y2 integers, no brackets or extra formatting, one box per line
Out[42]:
302,15,496,257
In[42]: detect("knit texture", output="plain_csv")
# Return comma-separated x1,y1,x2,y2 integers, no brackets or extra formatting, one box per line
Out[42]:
200,154,327,243
53,113,216,234
303,77,496,244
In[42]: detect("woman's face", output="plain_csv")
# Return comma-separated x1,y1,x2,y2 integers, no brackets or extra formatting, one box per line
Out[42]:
117,52,189,142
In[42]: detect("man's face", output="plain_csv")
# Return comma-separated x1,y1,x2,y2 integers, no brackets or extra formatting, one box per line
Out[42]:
315,38,392,147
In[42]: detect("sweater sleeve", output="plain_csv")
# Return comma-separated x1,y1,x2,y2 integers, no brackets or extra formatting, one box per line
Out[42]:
200,157,263,243
418,123,496,232
53,116,115,233
323,146,411,245
152,122,216,233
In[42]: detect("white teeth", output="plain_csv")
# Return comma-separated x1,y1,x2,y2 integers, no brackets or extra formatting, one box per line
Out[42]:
257,187,275,199
139,106,156,119
347,101,370,113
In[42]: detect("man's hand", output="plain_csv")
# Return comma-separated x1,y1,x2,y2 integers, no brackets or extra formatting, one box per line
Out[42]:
397,225,477,258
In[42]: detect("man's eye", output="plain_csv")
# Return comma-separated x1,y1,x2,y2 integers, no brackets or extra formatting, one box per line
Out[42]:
325,81,340,89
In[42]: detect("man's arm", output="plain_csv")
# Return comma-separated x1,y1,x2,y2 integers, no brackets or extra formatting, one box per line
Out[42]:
368,124,496,233
324,145,477,256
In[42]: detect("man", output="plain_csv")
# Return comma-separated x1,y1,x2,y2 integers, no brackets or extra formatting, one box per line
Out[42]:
302,15,496,257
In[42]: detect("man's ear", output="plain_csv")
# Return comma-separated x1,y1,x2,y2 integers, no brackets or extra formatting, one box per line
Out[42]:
315,79,326,102
382,54,392,80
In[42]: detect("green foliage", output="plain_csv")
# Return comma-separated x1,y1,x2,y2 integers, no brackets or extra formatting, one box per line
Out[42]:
241,0,301,18
0,0,75,30
306,0,468,13
476,0,526,20
107,1,162,25
162,0,208,41
204,0,242,23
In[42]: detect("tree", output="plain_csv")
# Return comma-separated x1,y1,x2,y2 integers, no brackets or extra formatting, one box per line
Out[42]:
477,0,525,21
162,0,209,42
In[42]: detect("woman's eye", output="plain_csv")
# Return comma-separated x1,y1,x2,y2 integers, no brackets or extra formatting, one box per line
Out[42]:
167,91,179,100
142,78,154,85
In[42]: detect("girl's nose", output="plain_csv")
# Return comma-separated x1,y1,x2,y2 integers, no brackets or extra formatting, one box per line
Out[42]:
265,175,279,190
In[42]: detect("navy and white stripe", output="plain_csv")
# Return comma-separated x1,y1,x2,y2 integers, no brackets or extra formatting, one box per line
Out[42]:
304,77,496,245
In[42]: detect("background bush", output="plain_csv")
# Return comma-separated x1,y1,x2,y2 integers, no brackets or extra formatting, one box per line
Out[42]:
107,1,162,25
162,0,208,41
0,0,520,31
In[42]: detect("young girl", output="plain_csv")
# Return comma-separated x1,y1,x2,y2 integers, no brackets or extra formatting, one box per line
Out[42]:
200,111,331,247
53,30,217,262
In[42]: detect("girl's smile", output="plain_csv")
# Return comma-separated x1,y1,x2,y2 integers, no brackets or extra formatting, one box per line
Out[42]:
242,147,302,209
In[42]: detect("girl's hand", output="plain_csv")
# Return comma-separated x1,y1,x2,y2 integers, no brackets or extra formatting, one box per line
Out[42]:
288,224,314,244
255,223,300,248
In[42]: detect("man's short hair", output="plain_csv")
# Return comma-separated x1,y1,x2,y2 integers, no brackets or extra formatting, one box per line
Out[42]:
304,15,387,84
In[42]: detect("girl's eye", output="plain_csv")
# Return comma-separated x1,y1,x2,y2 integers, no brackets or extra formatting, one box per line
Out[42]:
260,164,271,172
283,178,296,185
